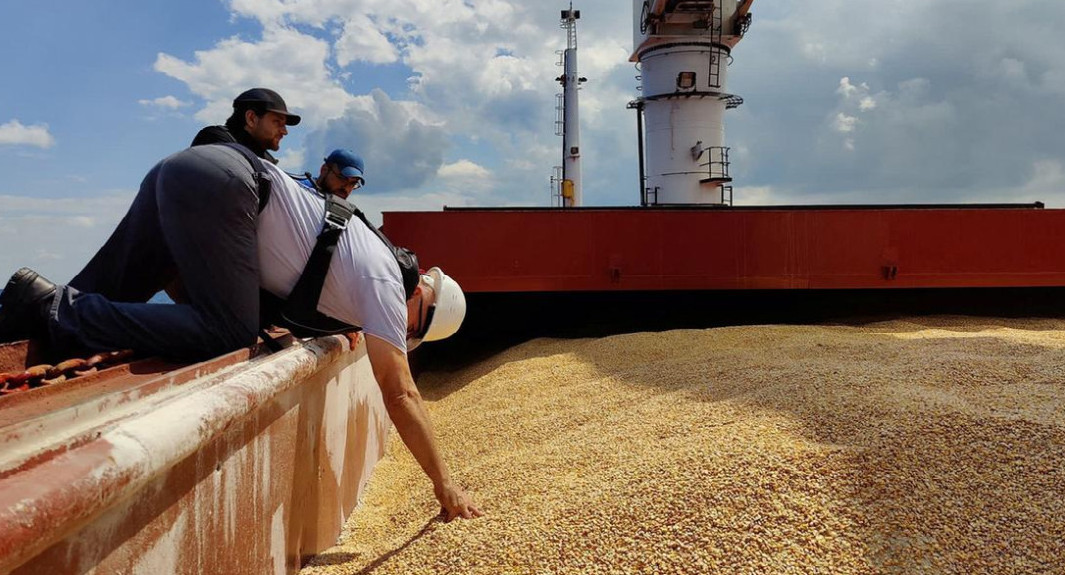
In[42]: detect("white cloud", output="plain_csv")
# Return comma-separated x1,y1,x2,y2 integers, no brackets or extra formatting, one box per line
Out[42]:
833,113,858,133
154,26,354,125
438,159,490,179
0,120,55,148
436,159,494,194
837,77,862,99
335,14,400,66
303,89,449,192
138,96,190,109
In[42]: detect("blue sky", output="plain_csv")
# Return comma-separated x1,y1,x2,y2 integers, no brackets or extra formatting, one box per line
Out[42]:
3,0,1065,283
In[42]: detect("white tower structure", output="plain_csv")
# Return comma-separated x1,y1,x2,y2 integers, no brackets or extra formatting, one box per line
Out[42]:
555,6,585,207
630,0,754,205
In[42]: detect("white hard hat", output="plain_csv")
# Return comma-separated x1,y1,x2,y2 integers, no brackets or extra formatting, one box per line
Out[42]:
407,267,466,350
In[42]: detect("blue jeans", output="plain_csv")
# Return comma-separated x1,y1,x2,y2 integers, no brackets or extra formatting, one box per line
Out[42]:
53,145,263,360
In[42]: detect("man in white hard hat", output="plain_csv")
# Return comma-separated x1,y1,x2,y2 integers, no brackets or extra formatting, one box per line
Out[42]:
255,148,483,521
0,144,481,521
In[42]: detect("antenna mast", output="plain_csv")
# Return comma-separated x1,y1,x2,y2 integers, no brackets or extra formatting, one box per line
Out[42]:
555,5,585,207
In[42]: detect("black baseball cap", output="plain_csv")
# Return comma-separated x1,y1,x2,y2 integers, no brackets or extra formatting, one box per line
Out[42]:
233,88,301,126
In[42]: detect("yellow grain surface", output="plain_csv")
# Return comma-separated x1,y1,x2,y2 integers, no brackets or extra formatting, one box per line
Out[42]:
301,317,1065,574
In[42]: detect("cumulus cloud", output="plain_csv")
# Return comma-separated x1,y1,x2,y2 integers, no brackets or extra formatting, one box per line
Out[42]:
335,13,400,66
138,96,190,110
836,77,865,100
438,159,491,180
833,113,857,133
0,120,55,148
154,26,354,124
303,89,449,193
435,159,495,194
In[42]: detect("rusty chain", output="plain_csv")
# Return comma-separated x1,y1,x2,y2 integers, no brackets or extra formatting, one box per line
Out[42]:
0,350,135,395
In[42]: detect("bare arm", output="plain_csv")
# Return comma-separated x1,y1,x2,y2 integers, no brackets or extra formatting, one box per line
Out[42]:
364,334,482,521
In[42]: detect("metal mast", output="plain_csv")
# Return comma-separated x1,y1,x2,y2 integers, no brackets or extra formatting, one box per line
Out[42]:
556,5,585,207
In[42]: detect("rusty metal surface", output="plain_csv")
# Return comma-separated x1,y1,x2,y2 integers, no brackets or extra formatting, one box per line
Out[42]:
0,341,46,373
0,330,293,424
1,349,137,395
383,206,1065,292
0,332,388,575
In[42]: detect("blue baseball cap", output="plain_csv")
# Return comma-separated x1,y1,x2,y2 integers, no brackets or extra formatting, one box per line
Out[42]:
325,149,365,181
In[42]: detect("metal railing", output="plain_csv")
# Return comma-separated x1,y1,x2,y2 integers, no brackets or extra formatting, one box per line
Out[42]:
697,145,732,183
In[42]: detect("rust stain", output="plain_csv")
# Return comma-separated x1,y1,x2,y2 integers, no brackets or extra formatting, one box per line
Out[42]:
0,329,294,399
0,332,383,574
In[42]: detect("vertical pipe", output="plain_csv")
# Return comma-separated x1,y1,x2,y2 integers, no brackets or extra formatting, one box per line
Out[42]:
636,102,647,206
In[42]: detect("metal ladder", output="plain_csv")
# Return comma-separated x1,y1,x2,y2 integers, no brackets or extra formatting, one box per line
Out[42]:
554,51,566,136
708,1,723,88
550,166,564,207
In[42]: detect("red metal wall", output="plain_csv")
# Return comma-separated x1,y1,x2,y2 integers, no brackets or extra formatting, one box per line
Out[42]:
383,207,1065,292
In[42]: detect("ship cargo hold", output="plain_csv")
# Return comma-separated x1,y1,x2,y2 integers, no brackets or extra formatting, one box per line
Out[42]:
3,1,1065,573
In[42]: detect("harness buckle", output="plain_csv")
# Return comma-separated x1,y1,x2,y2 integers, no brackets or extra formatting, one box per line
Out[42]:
323,208,350,231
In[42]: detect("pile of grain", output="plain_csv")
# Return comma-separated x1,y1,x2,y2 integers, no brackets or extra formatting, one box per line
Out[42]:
302,317,1065,574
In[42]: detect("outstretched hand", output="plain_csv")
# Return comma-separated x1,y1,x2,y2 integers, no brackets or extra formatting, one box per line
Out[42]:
435,482,483,522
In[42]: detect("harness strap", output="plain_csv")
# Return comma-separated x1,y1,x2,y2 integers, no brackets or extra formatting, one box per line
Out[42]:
219,142,272,212
258,328,284,353
222,145,413,341
346,205,420,300
220,143,357,339
278,194,357,333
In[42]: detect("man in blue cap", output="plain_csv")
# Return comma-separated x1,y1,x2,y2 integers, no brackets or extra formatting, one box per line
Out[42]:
191,87,301,164
291,149,366,199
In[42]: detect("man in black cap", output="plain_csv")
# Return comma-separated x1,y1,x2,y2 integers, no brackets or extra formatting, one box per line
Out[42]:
191,87,301,164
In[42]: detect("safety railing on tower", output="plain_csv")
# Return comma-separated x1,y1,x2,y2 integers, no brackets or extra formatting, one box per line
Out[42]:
697,145,732,184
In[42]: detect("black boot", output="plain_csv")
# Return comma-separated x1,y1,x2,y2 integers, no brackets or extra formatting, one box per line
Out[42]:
0,268,57,343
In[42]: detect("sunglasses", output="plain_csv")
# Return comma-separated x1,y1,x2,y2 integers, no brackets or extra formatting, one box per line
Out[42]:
329,165,364,189
407,283,437,349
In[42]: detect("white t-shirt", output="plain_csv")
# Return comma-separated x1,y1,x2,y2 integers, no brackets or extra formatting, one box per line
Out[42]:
257,161,408,352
